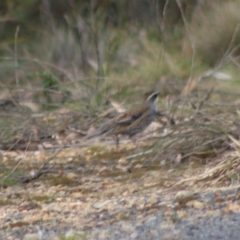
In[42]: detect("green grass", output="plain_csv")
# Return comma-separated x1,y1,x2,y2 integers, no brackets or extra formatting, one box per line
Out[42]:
0,170,18,187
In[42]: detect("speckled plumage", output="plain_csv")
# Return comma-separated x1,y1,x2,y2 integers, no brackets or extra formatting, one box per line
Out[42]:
85,91,159,148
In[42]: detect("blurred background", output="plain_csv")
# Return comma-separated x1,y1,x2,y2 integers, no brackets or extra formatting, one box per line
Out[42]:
0,0,240,146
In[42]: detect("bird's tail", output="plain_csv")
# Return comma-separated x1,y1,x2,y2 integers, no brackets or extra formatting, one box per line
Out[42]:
84,120,115,139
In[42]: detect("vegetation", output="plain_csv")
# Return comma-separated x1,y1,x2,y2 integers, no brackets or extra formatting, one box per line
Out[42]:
0,0,239,166
2,1,240,239
0,0,240,160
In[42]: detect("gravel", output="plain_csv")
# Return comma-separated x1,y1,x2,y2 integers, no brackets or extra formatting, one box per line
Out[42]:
89,211,240,240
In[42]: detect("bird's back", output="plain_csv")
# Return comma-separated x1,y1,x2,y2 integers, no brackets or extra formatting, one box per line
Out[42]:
114,101,156,137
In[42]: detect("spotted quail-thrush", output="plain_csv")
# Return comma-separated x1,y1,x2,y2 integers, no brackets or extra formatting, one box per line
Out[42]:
85,91,159,148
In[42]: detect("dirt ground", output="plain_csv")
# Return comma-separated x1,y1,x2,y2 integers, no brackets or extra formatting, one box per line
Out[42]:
1,139,240,240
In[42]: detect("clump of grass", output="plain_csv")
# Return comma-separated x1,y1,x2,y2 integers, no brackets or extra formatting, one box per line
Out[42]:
45,175,76,186
31,195,53,204
60,233,88,240
0,199,13,206
0,170,18,187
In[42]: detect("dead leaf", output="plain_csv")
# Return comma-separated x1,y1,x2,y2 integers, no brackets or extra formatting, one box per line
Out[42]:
225,201,240,213
175,153,182,165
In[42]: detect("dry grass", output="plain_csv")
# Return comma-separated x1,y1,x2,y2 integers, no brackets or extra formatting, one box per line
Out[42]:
146,83,240,183
173,149,240,189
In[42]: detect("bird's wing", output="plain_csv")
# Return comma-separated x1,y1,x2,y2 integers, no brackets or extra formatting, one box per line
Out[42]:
115,110,143,125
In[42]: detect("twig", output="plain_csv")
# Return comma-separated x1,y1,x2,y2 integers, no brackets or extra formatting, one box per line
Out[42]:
126,150,153,160
0,132,32,184
217,23,240,70
175,0,193,45
202,23,240,80
89,0,104,90
20,147,64,183
154,0,170,41
162,0,170,35
175,0,197,117
193,87,214,115
20,168,60,183
14,26,20,92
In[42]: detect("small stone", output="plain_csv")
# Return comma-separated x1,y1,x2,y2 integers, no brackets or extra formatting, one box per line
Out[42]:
67,157,73,162
148,193,159,205
186,200,204,209
65,230,76,239
46,237,61,240
23,233,40,240
33,182,41,187
118,156,127,164
27,213,42,223
130,231,138,238
99,166,108,172
71,192,83,198
121,224,134,232
176,210,188,219
65,172,78,180
175,191,197,205
146,216,157,225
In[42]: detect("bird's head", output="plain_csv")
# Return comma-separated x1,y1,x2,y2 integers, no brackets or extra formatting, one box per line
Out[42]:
144,91,159,103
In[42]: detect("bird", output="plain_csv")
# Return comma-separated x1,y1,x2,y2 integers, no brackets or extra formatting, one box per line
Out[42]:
84,91,159,148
